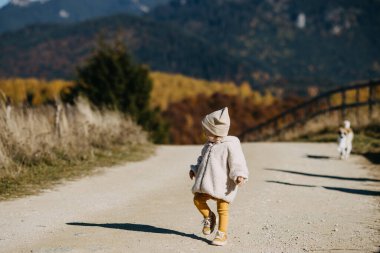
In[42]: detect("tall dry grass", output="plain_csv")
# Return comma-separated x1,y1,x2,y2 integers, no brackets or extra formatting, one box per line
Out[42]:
0,98,148,182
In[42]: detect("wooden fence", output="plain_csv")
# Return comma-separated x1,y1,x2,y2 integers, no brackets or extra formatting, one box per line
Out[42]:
240,79,380,142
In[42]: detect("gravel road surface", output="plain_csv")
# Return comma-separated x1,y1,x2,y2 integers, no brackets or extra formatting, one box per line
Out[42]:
0,143,379,253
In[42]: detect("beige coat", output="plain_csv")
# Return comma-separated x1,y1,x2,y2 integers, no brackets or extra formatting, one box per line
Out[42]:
190,136,249,203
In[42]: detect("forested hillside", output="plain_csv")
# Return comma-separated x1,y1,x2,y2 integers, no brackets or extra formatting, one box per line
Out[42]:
0,14,255,84
0,0,379,94
151,0,380,87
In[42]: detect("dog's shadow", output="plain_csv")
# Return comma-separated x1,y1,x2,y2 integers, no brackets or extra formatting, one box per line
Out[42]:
305,154,338,160
66,222,209,243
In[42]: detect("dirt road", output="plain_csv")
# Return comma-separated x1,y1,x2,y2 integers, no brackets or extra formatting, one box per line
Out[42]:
0,143,379,253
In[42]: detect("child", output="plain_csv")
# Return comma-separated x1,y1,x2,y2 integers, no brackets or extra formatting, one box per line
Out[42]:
189,107,249,246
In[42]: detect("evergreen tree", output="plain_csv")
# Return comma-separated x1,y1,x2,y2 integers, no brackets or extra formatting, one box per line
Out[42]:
70,37,168,143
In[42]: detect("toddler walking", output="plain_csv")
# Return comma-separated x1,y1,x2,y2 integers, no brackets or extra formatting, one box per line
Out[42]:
189,107,249,246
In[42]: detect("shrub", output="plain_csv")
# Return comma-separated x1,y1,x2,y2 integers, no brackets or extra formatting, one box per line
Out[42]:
67,38,168,143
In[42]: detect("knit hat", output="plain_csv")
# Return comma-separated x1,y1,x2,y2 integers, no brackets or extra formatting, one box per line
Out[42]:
202,107,230,137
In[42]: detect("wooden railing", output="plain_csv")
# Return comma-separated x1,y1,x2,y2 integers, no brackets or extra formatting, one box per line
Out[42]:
240,79,380,142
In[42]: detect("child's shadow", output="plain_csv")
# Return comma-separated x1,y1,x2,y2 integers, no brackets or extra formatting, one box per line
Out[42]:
66,222,209,243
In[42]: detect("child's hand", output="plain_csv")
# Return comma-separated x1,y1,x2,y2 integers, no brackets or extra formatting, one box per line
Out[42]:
236,176,245,186
189,170,195,180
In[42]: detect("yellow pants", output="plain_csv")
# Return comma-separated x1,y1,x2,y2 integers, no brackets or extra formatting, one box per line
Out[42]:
193,193,229,233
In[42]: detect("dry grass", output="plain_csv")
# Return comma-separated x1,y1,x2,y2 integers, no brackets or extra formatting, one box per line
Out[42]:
0,98,153,200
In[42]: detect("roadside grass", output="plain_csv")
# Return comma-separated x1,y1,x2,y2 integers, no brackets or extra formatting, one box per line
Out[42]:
0,99,154,200
0,144,154,201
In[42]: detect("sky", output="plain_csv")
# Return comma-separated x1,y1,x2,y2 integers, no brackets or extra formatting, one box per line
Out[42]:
0,0,42,8
0,0,8,8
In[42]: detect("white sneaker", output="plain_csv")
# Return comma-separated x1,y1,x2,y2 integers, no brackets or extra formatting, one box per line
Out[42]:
212,230,227,246
202,212,216,235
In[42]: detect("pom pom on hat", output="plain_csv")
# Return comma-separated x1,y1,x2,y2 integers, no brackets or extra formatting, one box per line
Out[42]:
201,107,230,137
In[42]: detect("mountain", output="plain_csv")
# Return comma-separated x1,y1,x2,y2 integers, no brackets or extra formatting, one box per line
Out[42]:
150,0,380,87
0,14,257,82
0,0,379,93
0,0,169,34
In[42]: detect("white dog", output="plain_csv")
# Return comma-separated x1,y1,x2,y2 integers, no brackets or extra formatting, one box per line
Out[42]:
337,120,354,160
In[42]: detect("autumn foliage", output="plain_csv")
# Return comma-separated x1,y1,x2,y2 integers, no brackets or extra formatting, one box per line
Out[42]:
0,73,305,144
0,78,73,105
163,93,303,144
150,72,274,110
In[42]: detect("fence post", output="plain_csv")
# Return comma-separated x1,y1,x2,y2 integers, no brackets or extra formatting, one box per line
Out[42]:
303,107,308,123
325,95,332,124
279,113,288,140
314,98,319,115
368,81,374,120
341,89,346,120
355,87,360,126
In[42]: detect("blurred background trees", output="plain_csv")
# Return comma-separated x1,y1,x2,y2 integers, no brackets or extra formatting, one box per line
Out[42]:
65,38,169,143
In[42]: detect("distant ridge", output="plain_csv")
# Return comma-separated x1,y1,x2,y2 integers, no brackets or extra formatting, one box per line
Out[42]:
0,14,257,84
0,0,169,33
0,0,379,93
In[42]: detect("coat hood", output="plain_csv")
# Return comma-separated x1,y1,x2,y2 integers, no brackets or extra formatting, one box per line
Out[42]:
221,136,240,143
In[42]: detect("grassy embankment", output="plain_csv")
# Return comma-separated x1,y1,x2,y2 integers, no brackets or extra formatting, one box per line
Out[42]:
0,99,154,200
